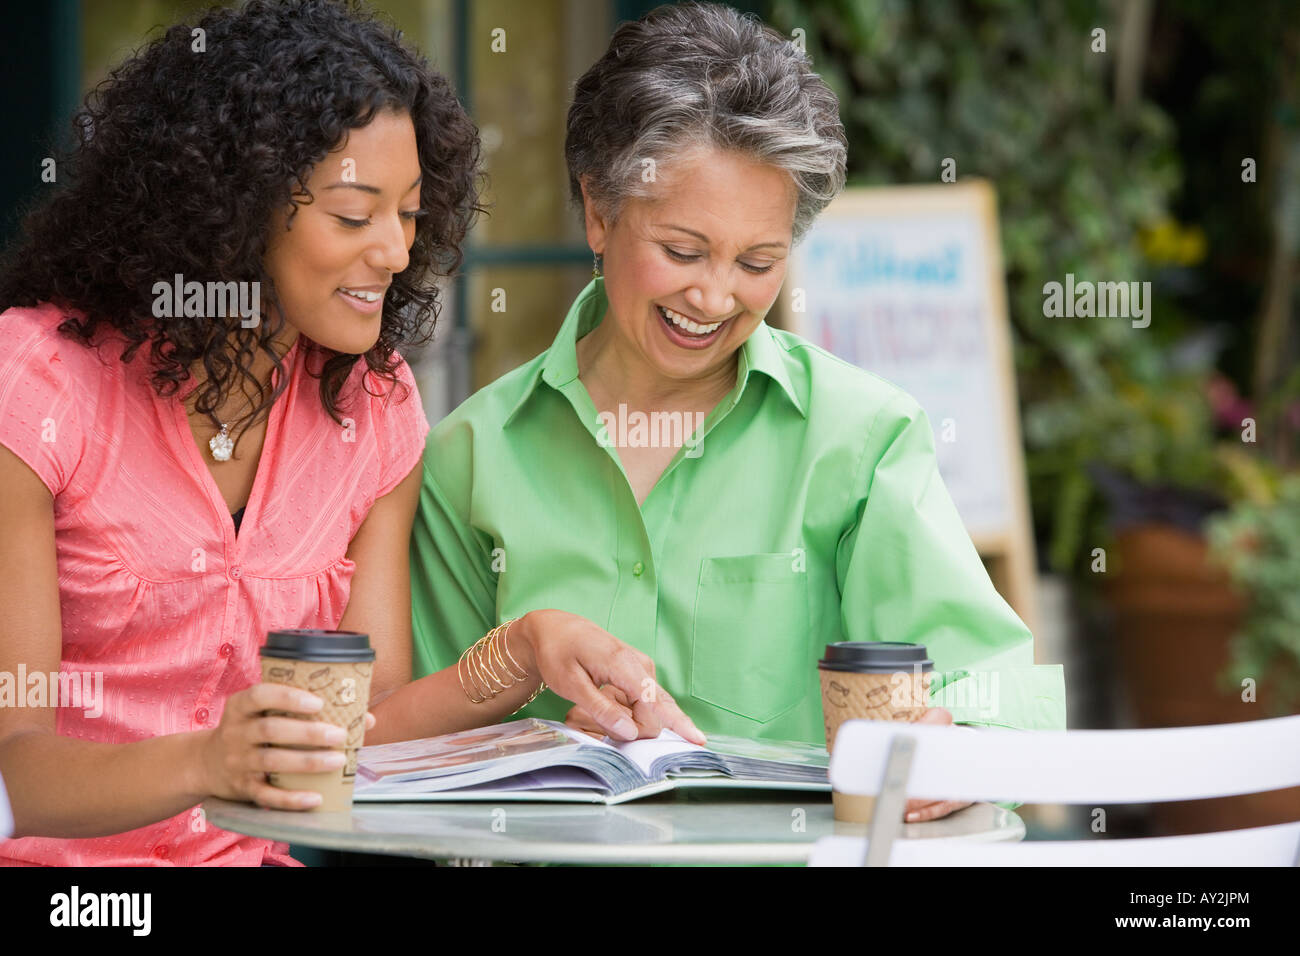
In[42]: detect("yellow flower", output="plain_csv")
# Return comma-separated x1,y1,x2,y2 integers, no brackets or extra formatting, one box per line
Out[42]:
1139,219,1207,266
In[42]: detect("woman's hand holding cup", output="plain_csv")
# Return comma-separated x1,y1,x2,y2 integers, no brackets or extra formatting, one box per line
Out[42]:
902,706,974,823
196,682,376,810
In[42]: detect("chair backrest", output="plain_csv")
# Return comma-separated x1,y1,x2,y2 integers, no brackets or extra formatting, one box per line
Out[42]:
812,716,1300,866
0,769,11,839
830,715,1300,803
809,821,1300,866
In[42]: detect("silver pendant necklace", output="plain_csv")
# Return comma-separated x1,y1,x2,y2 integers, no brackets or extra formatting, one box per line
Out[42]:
209,423,236,462
207,390,258,462
200,338,295,462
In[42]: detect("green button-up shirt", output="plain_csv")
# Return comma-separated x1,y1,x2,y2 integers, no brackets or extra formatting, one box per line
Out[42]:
410,277,1065,745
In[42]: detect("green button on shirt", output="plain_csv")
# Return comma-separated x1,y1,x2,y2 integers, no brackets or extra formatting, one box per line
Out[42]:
410,277,1065,745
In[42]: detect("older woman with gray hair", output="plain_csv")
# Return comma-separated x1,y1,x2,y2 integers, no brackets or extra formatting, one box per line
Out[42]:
410,2,1064,823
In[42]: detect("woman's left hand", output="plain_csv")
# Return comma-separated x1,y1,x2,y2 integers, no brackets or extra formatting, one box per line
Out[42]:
902,707,974,823
516,609,707,744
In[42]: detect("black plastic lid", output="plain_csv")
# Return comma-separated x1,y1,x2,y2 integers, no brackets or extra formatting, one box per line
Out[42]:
818,641,932,673
260,629,375,662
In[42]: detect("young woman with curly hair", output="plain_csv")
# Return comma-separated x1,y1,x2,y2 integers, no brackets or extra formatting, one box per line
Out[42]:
0,0,699,867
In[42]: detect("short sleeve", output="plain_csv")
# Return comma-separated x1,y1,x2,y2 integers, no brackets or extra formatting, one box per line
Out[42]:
373,356,430,499
835,392,1066,735
0,307,85,497
408,417,498,680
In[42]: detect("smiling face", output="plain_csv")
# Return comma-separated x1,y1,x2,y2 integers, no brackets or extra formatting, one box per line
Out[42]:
581,146,797,392
262,108,424,355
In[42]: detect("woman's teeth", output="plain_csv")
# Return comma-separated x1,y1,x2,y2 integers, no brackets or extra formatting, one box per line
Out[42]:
660,306,721,336
339,287,382,302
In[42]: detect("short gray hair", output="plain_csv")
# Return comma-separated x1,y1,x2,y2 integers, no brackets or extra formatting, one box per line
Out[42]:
565,2,847,243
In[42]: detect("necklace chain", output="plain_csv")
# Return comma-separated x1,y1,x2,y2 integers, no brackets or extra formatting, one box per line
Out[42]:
205,386,262,463
192,338,294,463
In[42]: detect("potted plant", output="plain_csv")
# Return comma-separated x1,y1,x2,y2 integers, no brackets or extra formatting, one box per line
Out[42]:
1087,371,1300,832
1206,474,1300,717
1020,313,1300,831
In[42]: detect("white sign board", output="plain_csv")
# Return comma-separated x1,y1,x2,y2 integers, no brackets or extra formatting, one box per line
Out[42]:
785,182,1020,542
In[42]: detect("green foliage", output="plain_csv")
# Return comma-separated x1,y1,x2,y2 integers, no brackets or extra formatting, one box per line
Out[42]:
1023,358,1219,569
765,0,1300,692
765,0,1183,576
1207,476,1300,715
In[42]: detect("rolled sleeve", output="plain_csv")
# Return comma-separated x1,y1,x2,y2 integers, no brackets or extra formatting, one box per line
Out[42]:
835,393,1066,735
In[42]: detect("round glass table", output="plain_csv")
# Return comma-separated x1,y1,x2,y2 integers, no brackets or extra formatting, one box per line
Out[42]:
203,789,1024,865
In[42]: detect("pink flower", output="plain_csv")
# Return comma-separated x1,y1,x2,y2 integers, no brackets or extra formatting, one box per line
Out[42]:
1208,374,1253,430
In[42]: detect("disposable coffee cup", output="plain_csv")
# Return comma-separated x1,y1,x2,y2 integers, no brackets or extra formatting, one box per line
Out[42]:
818,642,933,824
259,629,375,812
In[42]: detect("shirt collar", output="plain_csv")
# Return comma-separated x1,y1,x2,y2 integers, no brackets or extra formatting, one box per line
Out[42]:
504,277,806,426
739,302,806,418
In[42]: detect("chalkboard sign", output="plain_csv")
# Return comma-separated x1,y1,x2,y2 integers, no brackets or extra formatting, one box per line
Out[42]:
781,181,1038,639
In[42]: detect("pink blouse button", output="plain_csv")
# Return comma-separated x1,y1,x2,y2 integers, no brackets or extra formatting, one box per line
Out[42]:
152,845,169,859
229,566,243,580
195,707,209,723
218,643,233,657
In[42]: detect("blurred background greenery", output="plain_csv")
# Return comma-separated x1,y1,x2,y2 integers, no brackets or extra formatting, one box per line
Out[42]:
766,4,1300,784
13,0,1290,601
766,0,1299,581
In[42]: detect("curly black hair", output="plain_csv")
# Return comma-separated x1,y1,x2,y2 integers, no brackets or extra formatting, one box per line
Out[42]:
0,0,483,443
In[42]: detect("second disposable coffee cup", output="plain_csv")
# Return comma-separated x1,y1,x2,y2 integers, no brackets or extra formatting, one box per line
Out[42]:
818,642,933,824
259,629,375,812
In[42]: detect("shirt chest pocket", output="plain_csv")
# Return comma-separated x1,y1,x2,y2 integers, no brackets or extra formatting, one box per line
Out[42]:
689,554,810,724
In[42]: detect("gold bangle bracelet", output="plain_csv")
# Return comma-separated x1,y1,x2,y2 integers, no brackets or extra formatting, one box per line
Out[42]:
469,635,500,697
483,630,514,691
480,631,513,693
488,619,526,687
469,638,504,695
457,645,486,703
510,681,547,717
486,625,518,689
498,619,531,682
460,619,537,707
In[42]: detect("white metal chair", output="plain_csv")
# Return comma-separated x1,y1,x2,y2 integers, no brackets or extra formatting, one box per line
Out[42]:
0,769,11,838
809,715,1300,866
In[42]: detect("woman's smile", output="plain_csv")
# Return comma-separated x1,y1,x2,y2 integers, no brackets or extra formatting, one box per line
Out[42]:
654,302,729,349
336,284,388,315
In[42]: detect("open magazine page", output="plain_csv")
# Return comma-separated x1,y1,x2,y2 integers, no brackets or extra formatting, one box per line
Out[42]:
700,734,830,780
602,730,712,777
354,718,829,801
565,727,829,783
356,719,578,784
355,719,654,797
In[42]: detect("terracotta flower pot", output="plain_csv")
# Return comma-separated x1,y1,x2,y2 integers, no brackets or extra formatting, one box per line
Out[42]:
1105,523,1300,835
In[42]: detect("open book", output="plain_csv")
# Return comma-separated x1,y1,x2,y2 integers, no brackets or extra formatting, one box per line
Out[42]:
354,718,830,804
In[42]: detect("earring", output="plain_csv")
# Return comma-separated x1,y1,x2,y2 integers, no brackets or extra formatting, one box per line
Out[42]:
592,252,603,278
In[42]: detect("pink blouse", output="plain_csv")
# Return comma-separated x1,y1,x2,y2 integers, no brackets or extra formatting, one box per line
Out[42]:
0,302,429,866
